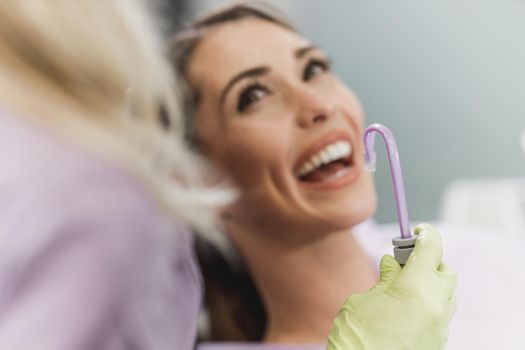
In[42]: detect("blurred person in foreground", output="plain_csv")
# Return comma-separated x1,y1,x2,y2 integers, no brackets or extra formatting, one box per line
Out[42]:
0,1,230,349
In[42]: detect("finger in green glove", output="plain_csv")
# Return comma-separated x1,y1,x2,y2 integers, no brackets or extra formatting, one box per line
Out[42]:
327,224,457,350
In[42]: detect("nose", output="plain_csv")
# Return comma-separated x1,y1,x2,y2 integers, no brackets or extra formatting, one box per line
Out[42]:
295,87,334,129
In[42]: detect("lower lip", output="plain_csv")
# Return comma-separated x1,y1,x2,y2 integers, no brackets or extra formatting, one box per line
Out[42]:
297,163,362,191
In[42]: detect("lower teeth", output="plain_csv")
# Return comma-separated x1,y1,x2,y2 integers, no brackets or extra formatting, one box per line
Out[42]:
329,167,351,180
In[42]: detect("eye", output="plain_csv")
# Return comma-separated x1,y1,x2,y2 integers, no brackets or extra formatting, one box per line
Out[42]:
237,82,271,112
303,58,330,81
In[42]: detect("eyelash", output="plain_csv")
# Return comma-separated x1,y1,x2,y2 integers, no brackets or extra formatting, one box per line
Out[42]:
303,57,331,81
237,81,271,113
235,57,331,113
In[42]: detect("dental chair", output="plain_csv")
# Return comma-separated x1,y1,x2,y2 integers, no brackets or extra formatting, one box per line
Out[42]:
440,177,525,237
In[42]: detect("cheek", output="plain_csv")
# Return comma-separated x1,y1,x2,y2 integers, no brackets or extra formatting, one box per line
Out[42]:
218,122,288,187
328,82,365,124
348,94,365,122
342,93,364,125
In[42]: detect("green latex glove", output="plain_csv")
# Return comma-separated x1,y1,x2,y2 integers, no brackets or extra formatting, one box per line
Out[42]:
327,223,457,350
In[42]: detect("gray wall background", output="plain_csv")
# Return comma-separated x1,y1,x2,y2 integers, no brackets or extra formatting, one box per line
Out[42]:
188,0,525,223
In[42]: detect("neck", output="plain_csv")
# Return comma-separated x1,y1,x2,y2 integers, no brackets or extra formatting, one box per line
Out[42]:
225,220,378,344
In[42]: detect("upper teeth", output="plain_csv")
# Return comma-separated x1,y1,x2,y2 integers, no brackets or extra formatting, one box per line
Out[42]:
297,140,352,177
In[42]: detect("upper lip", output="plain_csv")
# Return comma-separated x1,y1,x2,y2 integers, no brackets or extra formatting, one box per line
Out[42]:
292,131,354,177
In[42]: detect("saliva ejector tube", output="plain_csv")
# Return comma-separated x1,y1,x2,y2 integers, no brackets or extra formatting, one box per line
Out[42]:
363,123,416,266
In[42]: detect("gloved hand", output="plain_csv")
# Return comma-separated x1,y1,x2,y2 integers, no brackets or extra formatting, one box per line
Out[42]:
327,223,456,350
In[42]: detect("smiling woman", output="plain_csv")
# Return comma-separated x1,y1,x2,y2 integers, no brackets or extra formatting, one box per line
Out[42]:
171,3,378,345
177,9,377,234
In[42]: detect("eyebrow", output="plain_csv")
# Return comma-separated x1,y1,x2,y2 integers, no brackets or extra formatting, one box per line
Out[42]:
295,45,317,59
219,66,269,108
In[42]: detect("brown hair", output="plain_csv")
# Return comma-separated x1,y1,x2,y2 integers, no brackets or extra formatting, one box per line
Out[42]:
168,1,298,342
169,0,296,145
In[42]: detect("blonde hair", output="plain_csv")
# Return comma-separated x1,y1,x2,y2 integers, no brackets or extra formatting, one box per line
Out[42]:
0,0,232,240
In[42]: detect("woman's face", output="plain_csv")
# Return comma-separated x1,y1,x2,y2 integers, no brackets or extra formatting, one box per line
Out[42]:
187,18,376,235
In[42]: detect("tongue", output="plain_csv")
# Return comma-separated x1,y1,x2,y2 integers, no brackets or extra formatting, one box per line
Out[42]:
301,161,348,182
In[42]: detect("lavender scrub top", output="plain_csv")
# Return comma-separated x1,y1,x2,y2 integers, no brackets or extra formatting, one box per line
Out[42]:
0,110,202,350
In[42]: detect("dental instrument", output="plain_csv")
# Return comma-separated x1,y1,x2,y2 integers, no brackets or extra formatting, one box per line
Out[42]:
363,124,416,265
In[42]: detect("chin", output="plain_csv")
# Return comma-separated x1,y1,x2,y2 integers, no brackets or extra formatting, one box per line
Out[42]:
318,190,377,231
300,172,377,231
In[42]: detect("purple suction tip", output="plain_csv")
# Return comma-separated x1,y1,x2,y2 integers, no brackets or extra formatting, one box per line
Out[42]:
363,124,412,239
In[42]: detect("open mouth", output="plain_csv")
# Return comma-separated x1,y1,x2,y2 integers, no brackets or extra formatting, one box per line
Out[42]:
295,140,354,183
